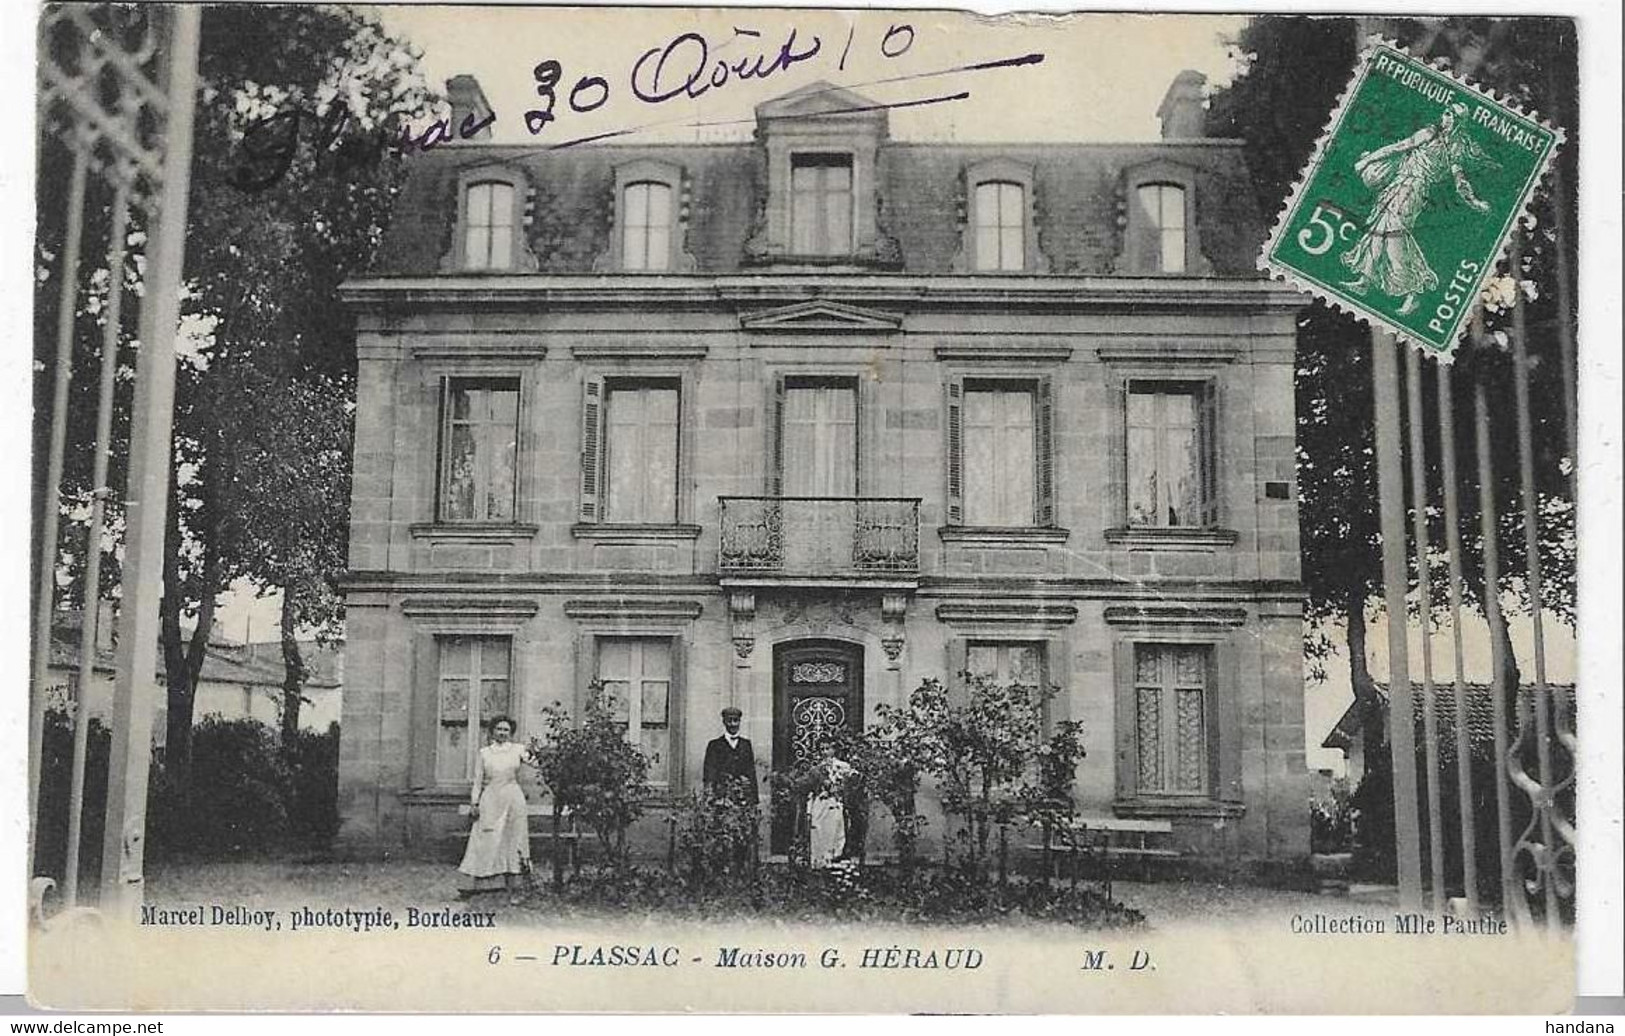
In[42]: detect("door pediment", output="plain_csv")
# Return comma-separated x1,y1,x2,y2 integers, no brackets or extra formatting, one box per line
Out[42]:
740,299,904,337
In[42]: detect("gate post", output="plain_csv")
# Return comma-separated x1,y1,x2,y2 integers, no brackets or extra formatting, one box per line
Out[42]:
96,6,202,921
1371,329,1423,909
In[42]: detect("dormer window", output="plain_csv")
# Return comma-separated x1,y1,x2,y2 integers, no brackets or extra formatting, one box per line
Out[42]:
790,153,853,256
1137,182,1187,274
623,181,673,271
747,82,893,267
464,181,514,270
444,166,532,273
957,159,1045,274
975,181,1024,271
603,159,691,273
1118,160,1209,276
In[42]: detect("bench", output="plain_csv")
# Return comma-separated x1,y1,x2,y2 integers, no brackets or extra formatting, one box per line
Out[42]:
1027,816,1179,899
451,803,584,873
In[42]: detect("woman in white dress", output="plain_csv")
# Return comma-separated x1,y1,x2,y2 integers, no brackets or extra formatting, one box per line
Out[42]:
458,715,531,903
807,748,855,869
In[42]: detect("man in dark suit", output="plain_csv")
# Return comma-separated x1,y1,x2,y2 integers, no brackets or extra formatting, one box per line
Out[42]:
702,706,759,806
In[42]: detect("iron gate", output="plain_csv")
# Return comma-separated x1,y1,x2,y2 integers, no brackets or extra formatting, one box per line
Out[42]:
33,4,200,920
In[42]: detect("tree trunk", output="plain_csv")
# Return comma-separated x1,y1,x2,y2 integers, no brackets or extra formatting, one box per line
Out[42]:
1345,586,1387,763
160,489,195,786
279,588,306,744
551,805,564,893
1487,590,1522,722
161,470,224,786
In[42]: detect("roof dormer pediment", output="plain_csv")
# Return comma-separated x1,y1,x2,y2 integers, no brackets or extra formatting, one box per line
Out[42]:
754,80,883,122
739,299,904,336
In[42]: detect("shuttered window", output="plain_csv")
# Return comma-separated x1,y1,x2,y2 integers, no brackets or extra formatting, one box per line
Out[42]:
604,384,679,522
945,376,1055,527
581,377,681,524
964,385,1035,525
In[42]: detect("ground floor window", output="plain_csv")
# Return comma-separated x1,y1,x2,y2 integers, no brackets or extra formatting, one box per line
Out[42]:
1132,643,1210,796
437,636,512,783
966,640,1044,688
595,637,673,788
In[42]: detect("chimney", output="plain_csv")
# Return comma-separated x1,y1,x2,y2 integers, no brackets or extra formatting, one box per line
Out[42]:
446,74,494,142
1157,70,1208,140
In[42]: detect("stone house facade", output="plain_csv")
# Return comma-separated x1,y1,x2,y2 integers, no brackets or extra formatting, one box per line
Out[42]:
336,75,1310,864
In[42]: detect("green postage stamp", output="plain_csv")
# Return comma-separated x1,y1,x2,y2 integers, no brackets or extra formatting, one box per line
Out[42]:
1260,39,1562,357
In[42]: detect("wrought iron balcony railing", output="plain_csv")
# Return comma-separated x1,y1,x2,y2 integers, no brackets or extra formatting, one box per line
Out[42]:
718,496,920,577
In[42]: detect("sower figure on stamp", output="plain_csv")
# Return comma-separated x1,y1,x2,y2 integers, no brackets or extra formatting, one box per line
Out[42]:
1339,101,1492,316
702,706,760,869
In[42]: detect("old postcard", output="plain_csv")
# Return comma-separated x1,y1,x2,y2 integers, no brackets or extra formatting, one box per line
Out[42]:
25,3,1603,1014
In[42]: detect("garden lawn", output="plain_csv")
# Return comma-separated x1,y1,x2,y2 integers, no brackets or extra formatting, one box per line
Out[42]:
140,857,1372,930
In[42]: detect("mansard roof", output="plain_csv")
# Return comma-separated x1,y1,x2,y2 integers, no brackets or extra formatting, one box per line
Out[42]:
371,136,1267,278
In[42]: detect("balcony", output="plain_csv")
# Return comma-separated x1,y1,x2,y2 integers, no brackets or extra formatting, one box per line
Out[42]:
718,496,920,585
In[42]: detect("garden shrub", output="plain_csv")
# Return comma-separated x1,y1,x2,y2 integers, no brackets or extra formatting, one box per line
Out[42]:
674,790,760,891
33,707,112,889
530,686,652,884
35,708,342,874
149,717,293,857
1310,781,1355,854
284,722,342,846
145,716,342,860
909,674,1085,878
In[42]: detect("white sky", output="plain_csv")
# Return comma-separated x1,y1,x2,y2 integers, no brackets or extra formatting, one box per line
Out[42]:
369,7,1247,144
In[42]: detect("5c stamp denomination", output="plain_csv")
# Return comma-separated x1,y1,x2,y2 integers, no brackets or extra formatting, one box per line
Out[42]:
1260,39,1562,356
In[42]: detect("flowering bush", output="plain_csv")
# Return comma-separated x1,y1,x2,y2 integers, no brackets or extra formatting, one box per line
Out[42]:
674,788,759,890
529,685,651,881
913,673,1083,878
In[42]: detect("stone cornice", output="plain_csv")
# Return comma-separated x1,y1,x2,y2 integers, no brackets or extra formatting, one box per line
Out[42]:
561,599,703,622
934,602,1079,627
1102,603,1250,628
340,569,1305,602
339,275,1308,316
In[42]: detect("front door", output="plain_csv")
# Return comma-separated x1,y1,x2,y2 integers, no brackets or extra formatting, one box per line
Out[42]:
771,639,864,855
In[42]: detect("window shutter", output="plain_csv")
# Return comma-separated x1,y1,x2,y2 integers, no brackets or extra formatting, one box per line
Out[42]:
1035,377,1056,527
434,377,450,521
1044,635,1071,730
574,632,595,720
768,375,786,496
409,633,438,789
1112,640,1137,802
1200,379,1219,528
1112,378,1130,526
668,635,687,793
945,377,964,525
579,375,605,522
946,637,968,703
1212,640,1241,802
